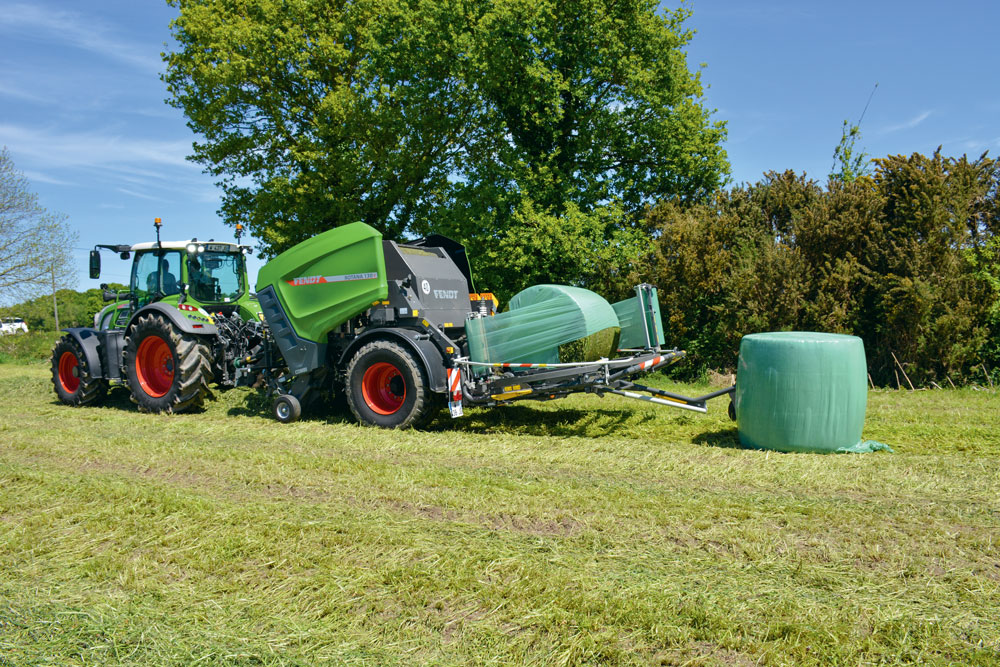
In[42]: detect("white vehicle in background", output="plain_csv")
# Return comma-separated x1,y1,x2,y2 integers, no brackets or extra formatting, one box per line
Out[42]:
1,317,29,335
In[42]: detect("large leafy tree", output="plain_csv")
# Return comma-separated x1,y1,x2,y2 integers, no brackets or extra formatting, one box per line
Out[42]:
164,0,727,292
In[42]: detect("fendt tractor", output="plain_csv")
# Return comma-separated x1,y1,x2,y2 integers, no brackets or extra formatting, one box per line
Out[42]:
52,218,734,428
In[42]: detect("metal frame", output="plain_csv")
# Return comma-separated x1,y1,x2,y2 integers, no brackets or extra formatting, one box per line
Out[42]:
449,350,734,415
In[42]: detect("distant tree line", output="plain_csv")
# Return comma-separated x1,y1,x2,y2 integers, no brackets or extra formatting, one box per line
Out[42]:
633,151,1000,386
0,285,126,332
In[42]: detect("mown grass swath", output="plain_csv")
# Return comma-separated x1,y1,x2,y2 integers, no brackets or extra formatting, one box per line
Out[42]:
1,362,998,664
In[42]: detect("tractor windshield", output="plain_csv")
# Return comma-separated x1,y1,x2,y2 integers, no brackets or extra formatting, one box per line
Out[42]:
188,251,245,303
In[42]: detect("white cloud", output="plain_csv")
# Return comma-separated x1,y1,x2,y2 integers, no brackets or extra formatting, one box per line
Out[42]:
20,169,74,186
956,137,1000,153
880,110,932,134
0,81,50,104
117,187,166,202
0,2,162,73
0,123,195,172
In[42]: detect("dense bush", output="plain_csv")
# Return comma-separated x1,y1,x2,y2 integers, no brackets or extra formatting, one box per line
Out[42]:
0,284,127,332
643,151,1000,386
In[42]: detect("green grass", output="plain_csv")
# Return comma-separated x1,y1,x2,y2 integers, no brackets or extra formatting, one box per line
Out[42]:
1,363,998,665
0,330,63,364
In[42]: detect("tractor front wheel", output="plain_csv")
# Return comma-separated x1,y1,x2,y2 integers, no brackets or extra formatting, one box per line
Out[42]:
345,340,438,429
51,335,107,406
123,314,214,413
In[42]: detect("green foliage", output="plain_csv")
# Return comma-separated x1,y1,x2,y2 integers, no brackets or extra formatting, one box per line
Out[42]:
0,284,127,332
0,330,62,364
647,152,1000,385
478,200,645,302
830,120,871,183
163,0,728,292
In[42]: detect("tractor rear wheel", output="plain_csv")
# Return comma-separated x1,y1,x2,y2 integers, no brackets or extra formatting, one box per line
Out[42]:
123,313,214,413
51,335,107,406
345,340,438,429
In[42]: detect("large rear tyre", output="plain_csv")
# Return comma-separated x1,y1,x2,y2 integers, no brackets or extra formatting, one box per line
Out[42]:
345,340,439,429
51,335,107,406
123,314,214,413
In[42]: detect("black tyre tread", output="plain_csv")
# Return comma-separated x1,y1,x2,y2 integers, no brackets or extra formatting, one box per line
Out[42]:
50,335,107,406
273,394,302,423
345,339,437,429
123,313,215,414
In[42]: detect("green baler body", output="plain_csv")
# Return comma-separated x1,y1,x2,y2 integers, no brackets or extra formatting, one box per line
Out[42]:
255,222,388,343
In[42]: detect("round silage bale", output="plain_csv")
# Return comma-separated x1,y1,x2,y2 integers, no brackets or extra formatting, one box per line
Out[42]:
734,332,868,453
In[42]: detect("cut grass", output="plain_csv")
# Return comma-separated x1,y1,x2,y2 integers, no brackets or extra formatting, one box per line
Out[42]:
0,363,998,665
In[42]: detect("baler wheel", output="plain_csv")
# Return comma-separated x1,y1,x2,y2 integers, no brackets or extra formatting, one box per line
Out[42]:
345,340,437,429
273,394,302,423
123,313,214,413
50,335,107,406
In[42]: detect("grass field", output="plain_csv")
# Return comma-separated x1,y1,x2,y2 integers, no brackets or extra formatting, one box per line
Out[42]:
1,360,998,665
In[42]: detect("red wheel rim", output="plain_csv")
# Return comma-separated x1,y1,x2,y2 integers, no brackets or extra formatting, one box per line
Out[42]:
58,351,80,394
361,362,406,415
136,335,174,398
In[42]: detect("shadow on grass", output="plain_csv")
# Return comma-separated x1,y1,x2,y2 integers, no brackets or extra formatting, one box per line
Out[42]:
225,389,359,425
48,386,145,413
424,403,655,438
223,388,653,438
692,427,743,450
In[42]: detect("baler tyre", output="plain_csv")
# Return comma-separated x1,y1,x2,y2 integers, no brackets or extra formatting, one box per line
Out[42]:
123,313,214,414
51,335,107,406
345,340,436,429
728,400,736,422
273,394,301,423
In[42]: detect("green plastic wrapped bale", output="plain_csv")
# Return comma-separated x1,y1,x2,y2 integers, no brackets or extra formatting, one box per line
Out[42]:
613,286,666,349
466,285,620,364
734,332,882,453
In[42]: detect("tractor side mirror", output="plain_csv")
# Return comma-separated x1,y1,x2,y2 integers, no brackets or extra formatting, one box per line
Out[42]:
89,250,101,279
119,251,130,260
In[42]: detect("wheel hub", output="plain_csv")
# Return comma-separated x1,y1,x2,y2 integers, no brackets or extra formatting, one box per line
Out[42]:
136,335,174,398
58,351,80,394
361,362,406,415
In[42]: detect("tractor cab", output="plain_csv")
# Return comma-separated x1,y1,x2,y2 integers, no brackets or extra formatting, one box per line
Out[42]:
89,219,260,328
127,240,249,311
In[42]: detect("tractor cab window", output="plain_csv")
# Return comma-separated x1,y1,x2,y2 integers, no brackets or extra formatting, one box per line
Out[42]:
188,251,245,303
131,250,182,307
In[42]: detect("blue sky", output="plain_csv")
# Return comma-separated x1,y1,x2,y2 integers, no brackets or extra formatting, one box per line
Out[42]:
1,0,998,292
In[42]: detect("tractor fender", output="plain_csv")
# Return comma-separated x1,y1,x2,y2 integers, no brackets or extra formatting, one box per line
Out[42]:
338,327,448,393
61,328,105,380
125,302,219,337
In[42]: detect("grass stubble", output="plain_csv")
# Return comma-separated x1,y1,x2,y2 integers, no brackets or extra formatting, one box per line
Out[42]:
0,362,997,665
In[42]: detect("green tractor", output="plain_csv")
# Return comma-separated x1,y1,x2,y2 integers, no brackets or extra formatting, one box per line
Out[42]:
52,218,264,413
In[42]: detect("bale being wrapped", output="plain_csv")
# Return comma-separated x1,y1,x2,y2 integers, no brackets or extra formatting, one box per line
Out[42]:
466,285,620,364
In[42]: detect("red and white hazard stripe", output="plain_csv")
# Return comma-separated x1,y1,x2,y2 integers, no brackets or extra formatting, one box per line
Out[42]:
447,367,462,402
639,355,663,371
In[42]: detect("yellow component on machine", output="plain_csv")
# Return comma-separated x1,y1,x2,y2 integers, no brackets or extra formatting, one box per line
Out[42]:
491,388,532,401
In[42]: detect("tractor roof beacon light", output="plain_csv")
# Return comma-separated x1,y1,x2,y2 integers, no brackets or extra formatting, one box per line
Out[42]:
154,217,162,249
235,223,244,243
